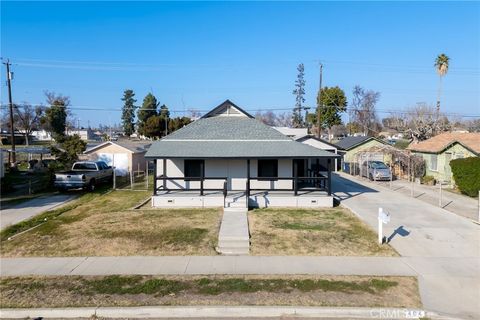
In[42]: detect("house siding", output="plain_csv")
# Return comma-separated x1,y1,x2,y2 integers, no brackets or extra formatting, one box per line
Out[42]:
413,142,477,183
156,158,293,191
344,139,387,163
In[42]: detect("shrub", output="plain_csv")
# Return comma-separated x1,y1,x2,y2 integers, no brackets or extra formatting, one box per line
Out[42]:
450,157,480,197
421,175,436,185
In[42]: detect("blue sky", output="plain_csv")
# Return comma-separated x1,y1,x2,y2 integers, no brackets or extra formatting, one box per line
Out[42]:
1,1,479,127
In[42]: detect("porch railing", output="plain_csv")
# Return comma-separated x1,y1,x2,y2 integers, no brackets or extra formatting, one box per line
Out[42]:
155,175,331,197
155,176,228,196
248,175,329,196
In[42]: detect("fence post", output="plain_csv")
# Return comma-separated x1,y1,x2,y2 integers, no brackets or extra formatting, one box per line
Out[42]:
389,162,393,189
113,167,116,190
130,170,133,190
439,181,442,207
146,161,149,189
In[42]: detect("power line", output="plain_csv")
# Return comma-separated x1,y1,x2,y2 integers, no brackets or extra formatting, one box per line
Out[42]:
1,103,479,118
8,57,480,75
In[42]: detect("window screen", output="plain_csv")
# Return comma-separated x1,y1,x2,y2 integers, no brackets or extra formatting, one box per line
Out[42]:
184,160,204,178
258,159,278,178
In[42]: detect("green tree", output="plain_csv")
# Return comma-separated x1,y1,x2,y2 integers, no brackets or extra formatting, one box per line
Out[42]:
315,86,347,140
292,63,306,128
121,89,137,137
50,134,87,169
137,93,158,136
143,115,164,139
434,53,450,117
159,104,170,118
168,116,192,132
41,91,69,141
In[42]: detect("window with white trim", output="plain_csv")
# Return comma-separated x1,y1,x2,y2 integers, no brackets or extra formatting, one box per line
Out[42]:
430,154,438,171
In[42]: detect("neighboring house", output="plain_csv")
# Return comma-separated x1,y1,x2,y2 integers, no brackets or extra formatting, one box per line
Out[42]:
66,128,96,141
407,132,480,183
84,140,151,176
273,127,308,140
145,100,339,208
295,135,341,171
30,130,53,141
333,136,387,171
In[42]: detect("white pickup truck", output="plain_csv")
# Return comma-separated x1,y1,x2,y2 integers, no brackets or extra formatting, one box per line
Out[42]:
54,161,113,191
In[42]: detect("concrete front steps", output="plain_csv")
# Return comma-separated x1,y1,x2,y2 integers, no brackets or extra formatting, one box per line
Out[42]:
216,206,250,255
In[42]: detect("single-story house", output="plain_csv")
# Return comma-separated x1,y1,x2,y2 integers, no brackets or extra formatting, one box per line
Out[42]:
407,132,480,183
333,136,387,171
295,135,341,171
145,100,340,208
84,140,151,176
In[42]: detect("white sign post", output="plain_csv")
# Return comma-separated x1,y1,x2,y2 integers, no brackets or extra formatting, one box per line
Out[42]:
378,207,391,244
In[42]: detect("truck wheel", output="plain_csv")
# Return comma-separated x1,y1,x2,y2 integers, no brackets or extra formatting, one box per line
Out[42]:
88,179,96,192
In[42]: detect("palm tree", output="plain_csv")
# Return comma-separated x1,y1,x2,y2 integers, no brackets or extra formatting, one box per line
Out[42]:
434,53,450,117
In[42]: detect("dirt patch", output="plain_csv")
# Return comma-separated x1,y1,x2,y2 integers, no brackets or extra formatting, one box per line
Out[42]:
249,207,397,256
0,190,222,257
0,275,421,308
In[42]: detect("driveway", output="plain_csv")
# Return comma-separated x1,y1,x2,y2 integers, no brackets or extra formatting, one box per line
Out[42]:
332,173,480,319
0,194,77,230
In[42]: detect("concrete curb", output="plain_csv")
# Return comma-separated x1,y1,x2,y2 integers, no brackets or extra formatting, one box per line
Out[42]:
0,306,444,319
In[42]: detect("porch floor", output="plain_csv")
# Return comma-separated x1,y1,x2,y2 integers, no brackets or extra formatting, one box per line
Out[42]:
152,189,333,208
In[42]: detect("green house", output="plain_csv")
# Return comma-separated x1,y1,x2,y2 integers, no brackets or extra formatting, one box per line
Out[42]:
407,132,480,184
333,136,388,171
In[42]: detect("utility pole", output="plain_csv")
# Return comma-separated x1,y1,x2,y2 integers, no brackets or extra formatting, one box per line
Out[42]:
316,63,323,138
3,59,16,165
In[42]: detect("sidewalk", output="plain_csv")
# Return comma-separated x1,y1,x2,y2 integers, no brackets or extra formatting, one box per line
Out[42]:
0,256,417,277
332,173,480,319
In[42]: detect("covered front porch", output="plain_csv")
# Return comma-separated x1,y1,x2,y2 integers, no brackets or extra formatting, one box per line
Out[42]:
151,157,336,208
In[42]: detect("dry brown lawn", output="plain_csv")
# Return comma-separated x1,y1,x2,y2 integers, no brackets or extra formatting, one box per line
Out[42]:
0,275,421,308
249,207,397,256
0,190,222,257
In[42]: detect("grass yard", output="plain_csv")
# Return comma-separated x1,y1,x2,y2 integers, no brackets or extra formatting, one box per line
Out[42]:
0,189,222,257
249,207,397,256
0,275,421,308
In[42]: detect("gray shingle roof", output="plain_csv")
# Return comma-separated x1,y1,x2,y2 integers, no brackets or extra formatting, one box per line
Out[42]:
145,116,339,159
334,136,381,150
145,140,338,159
163,117,291,141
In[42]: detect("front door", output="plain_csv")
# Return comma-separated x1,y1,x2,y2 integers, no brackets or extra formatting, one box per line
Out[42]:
293,159,308,187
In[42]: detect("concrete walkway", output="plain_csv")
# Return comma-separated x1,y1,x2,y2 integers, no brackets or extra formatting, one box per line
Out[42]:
332,173,480,319
217,207,250,255
0,194,77,230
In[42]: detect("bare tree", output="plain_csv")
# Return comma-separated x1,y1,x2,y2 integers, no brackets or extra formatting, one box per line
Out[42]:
13,103,44,146
351,86,380,136
255,111,276,126
405,103,451,143
255,111,293,127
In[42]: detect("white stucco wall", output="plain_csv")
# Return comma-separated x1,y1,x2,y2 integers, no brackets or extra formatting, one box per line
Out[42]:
299,137,338,171
156,158,293,191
